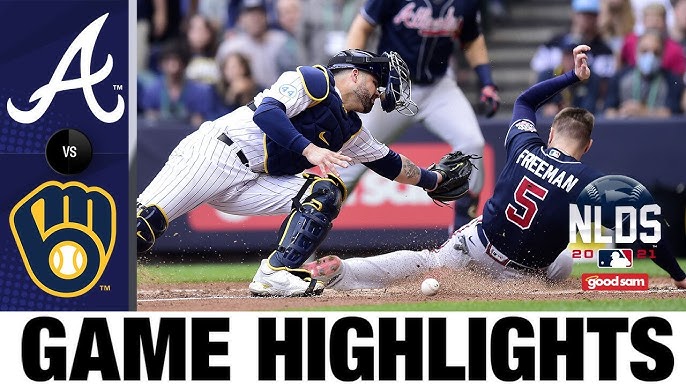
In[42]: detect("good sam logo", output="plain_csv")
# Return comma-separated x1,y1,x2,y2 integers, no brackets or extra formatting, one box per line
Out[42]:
6,13,125,124
582,273,649,291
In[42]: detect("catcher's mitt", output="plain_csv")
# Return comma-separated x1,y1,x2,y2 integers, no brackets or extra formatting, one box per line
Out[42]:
426,151,479,203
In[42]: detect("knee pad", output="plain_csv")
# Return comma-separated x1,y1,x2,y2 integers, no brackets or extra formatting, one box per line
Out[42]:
270,177,344,268
301,172,348,202
304,177,345,219
136,204,168,253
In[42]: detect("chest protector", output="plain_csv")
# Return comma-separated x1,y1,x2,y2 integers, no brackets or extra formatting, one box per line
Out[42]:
264,66,362,176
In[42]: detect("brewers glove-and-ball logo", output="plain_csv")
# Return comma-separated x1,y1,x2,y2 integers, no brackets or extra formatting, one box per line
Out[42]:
9,181,116,298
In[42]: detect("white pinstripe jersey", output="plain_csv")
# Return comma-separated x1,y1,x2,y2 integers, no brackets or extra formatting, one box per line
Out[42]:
198,69,391,174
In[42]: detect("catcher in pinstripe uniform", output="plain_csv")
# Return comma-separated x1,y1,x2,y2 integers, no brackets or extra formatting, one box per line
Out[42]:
136,49,469,297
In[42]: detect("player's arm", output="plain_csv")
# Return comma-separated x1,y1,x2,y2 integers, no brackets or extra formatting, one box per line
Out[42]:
365,150,442,189
346,13,375,49
253,72,351,176
504,45,591,152
463,35,492,76
464,35,500,118
343,126,441,189
459,3,500,118
253,100,352,176
512,45,591,122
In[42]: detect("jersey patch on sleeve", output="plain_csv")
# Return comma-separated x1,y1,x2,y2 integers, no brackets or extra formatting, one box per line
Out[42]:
512,119,537,133
278,84,298,99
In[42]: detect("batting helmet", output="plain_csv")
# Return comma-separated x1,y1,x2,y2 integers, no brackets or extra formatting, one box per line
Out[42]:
327,49,390,85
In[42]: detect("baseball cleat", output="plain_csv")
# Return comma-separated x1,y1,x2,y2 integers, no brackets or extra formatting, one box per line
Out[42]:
249,259,325,297
301,255,342,282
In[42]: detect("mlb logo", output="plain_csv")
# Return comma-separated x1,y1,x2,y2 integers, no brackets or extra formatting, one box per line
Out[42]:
597,249,633,268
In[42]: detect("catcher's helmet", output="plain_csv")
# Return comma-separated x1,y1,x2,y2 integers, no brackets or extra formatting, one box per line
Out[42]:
327,49,390,85
328,49,418,116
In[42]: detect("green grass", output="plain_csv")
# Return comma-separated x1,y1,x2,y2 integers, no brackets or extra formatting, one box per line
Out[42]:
299,298,686,312
138,261,258,284
138,257,677,284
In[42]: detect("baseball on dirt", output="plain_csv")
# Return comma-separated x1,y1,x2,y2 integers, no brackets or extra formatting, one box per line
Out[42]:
421,278,440,296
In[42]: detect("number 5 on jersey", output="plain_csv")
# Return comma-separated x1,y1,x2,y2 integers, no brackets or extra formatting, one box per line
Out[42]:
506,176,549,229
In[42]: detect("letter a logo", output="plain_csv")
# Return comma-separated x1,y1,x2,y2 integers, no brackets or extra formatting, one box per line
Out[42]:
7,13,125,124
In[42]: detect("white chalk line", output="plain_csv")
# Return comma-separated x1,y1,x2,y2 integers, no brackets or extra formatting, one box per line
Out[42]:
137,287,681,303
138,295,254,302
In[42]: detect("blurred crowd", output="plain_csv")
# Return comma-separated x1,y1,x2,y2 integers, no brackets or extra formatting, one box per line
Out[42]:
137,0,368,126
531,0,686,118
136,0,686,126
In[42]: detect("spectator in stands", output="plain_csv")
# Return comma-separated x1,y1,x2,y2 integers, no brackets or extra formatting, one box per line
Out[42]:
297,0,362,66
214,52,261,116
136,0,167,71
139,41,217,126
599,0,636,55
672,0,686,50
531,0,616,105
216,0,290,86
187,0,229,30
276,0,300,35
274,0,301,73
138,0,184,73
671,0,686,111
605,29,684,117
537,43,602,116
631,0,675,34
184,13,221,85
224,0,279,39
620,2,685,76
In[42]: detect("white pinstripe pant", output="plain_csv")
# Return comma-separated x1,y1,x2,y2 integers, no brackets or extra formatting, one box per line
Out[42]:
138,129,307,223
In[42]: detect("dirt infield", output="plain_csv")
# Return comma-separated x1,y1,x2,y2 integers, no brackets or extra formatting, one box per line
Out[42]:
137,269,686,311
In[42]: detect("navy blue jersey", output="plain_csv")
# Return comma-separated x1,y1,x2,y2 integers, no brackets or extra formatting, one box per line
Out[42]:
361,0,481,84
481,71,603,268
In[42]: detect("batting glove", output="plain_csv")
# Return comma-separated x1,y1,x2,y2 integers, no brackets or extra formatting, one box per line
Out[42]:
478,85,500,118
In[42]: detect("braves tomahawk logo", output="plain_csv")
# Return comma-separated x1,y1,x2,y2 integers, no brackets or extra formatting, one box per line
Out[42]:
7,13,125,124
9,181,116,298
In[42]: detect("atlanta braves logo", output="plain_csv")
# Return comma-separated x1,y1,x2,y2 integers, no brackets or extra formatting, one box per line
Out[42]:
7,13,125,124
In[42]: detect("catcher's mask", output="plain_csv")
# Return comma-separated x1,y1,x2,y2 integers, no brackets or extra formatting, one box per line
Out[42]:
327,49,417,116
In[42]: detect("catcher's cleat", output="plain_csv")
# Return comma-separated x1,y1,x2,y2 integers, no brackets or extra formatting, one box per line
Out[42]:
249,259,325,297
301,255,343,283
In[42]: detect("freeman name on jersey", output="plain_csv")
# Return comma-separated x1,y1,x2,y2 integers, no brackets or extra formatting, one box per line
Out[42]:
515,148,579,192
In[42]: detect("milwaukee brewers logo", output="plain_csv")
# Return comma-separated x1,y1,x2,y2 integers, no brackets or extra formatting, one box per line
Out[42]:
7,13,125,124
9,181,116,297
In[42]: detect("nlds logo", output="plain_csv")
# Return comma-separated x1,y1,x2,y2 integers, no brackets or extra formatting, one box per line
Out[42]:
6,13,124,124
570,175,661,259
